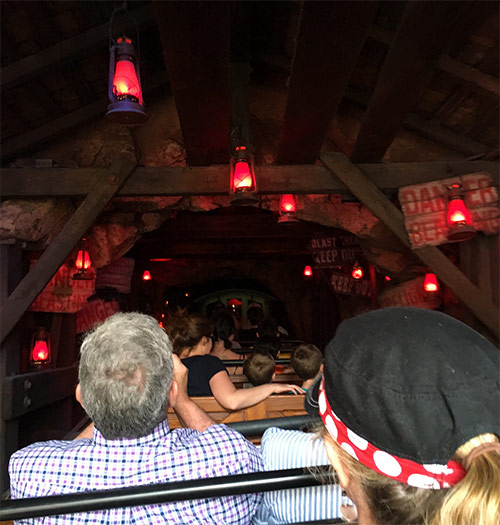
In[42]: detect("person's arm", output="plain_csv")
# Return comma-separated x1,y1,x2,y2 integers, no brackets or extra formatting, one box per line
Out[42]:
209,371,304,411
171,355,215,432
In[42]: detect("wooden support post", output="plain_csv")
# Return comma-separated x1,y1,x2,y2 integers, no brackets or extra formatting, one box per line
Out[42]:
320,152,500,338
0,162,137,345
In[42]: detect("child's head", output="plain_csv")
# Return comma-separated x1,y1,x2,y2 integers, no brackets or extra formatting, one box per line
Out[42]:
247,305,264,327
254,335,280,359
243,352,275,386
292,344,322,380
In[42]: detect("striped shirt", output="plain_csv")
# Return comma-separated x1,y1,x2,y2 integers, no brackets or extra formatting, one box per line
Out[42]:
9,420,263,524
252,427,348,525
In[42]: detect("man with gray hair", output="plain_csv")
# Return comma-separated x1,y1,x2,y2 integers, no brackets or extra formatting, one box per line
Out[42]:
9,312,264,524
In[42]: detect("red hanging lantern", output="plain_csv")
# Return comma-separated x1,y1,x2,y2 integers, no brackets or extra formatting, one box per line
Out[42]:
106,35,147,125
424,273,439,293
278,194,298,223
73,239,94,281
446,183,475,242
230,143,258,205
303,265,313,279
351,262,363,280
142,270,152,281
30,327,51,365
384,275,391,282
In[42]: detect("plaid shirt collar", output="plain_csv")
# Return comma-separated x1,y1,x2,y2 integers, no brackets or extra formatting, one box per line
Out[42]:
92,418,171,447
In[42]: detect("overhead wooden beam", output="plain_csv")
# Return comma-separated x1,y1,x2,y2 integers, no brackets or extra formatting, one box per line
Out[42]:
0,72,168,163
320,152,499,338
0,161,136,345
345,89,490,157
153,1,230,165
0,4,155,91
350,1,469,163
368,24,500,96
1,159,498,198
277,1,377,164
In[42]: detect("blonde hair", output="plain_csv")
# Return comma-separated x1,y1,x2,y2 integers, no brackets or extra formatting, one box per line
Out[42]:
324,431,500,525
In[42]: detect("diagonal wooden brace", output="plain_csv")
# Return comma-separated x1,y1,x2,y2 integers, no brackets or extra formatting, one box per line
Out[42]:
320,152,499,338
0,161,137,345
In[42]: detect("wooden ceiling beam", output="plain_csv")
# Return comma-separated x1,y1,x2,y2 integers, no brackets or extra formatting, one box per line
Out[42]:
0,161,136,345
0,4,156,91
153,1,231,165
277,1,377,164
320,152,499,338
2,158,497,199
350,2,472,163
0,72,168,163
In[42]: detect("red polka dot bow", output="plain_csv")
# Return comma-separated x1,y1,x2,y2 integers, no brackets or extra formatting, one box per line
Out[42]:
318,379,466,489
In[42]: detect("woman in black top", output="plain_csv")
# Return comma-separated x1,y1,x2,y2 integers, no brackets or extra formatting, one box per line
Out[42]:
167,310,303,410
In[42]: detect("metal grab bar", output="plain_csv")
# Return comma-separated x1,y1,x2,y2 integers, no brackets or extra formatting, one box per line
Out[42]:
227,415,320,436
0,466,334,521
222,358,291,366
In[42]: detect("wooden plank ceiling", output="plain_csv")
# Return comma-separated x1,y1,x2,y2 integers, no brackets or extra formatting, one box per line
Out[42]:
0,0,498,165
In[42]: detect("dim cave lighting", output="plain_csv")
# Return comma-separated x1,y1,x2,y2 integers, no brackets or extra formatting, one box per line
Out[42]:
142,270,152,281
351,262,363,280
278,194,298,224
30,327,51,365
446,183,475,242
424,273,439,293
73,239,94,281
106,6,147,125
230,142,258,205
303,265,313,279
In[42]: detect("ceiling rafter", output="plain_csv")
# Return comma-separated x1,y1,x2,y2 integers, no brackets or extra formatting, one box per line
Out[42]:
276,1,378,164
2,158,497,199
350,1,473,163
153,1,231,165
0,4,155,91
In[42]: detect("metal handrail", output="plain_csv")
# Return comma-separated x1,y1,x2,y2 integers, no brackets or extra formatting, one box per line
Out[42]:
0,466,334,521
228,414,320,436
222,358,291,366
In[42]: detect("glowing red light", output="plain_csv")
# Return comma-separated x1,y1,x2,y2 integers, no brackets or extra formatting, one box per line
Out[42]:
303,265,313,278
447,198,472,226
280,194,296,213
31,340,49,362
142,270,152,281
75,249,91,270
424,273,439,292
352,266,363,280
385,275,391,282
233,160,254,190
112,58,143,103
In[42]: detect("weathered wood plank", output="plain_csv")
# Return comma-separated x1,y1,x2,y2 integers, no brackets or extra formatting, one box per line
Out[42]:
0,162,136,345
2,367,78,420
350,1,469,162
277,1,377,164
1,159,498,198
0,72,167,162
0,4,155,90
153,1,230,165
320,152,500,338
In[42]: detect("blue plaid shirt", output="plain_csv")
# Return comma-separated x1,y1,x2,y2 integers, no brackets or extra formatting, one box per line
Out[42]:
9,420,263,524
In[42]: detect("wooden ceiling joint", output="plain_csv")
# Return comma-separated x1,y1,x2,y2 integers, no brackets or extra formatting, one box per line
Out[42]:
153,1,231,165
350,1,475,163
320,152,500,339
277,1,378,164
0,161,137,345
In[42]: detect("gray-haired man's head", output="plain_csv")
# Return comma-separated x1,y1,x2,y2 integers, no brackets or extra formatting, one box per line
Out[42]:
78,312,173,439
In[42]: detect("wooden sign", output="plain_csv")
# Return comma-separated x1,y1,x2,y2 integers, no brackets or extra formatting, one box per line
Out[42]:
96,257,135,293
76,299,120,334
309,234,362,268
29,263,95,313
399,172,499,248
378,276,441,310
330,272,371,297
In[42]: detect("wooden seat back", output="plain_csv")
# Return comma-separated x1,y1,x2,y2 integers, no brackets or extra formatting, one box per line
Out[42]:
167,394,307,429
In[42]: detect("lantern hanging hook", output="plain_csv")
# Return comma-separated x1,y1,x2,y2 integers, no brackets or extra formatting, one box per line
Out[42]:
108,1,140,59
